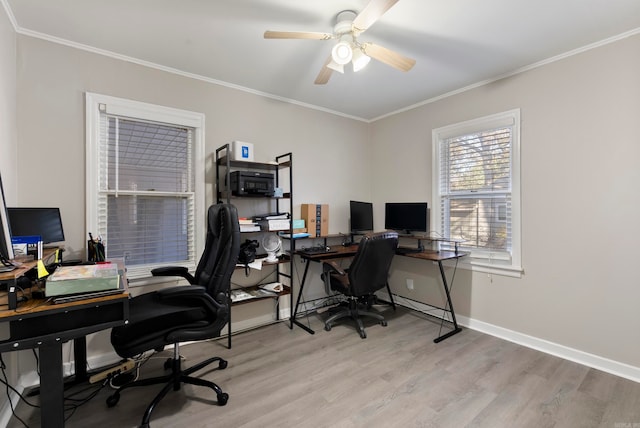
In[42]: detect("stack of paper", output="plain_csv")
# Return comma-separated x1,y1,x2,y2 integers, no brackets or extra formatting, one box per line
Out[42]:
239,218,260,233
258,219,290,231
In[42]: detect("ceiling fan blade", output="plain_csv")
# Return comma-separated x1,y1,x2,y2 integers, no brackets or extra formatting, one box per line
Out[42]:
362,42,416,72
314,55,334,84
264,31,333,40
352,0,400,34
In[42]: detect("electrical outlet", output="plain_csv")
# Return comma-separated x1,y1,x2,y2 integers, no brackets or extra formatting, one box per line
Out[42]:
406,278,414,290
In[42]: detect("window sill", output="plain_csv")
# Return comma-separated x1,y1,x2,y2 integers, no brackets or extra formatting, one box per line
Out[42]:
456,258,523,278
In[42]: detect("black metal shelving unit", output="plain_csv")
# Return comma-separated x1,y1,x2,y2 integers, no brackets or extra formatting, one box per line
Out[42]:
215,144,293,348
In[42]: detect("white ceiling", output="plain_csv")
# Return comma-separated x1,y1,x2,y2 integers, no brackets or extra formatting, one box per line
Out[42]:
5,0,640,121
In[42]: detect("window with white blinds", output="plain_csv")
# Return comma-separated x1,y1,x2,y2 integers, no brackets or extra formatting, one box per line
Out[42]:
432,109,522,276
86,93,205,280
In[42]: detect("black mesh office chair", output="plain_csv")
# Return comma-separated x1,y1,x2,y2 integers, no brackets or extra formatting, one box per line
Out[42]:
322,231,398,338
107,204,240,428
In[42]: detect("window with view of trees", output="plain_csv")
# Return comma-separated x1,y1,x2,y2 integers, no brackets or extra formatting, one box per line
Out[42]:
432,109,522,276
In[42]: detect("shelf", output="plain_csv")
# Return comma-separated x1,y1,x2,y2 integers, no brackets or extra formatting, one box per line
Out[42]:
233,255,290,270
218,191,291,200
215,144,293,348
216,155,291,170
279,233,343,240
230,285,291,306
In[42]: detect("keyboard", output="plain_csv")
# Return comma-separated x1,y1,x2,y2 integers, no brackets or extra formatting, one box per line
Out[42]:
396,247,422,255
299,248,338,256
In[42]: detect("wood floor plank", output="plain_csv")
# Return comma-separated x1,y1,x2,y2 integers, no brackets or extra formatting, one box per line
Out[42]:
7,307,640,428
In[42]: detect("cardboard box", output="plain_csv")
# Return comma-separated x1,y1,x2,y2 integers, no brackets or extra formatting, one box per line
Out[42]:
301,204,329,237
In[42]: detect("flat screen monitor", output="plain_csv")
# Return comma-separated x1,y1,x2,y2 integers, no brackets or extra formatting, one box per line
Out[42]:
7,207,65,244
350,200,373,233
384,202,428,234
0,174,14,262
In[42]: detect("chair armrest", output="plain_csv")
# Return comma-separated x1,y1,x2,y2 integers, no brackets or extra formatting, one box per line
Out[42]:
322,261,347,295
156,285,207,299
322,260,346,276
158,285,229,342
151,266,196,284
156,285,227,313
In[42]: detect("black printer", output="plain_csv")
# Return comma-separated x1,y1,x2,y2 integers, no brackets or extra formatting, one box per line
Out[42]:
229,171,275,196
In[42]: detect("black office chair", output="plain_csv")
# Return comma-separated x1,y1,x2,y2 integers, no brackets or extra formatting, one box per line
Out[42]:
107,204,240,428
322,231,398,339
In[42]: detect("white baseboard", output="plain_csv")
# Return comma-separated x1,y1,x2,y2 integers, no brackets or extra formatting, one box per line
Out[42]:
230,308,290,334
15,350,124,393
0,389,23,428
392,295,640,383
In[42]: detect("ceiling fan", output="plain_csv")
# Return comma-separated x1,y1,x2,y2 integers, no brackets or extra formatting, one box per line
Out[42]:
264,0,416,84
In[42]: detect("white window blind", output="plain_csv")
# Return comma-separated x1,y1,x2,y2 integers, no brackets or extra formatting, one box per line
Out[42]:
433,109,522,276
99,115,195,265
86,93,205,280
440,127,512,252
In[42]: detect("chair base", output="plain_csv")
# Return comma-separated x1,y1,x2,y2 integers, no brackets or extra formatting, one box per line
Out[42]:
324,300,387,339
107,345,228,427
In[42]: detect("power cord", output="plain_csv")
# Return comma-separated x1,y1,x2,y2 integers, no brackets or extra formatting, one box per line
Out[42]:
0,349,126,427
0,354,38,428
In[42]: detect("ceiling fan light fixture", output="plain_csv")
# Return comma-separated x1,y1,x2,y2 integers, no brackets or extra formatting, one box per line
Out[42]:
352,48,371,72
327,59,345,74
331,40,353,65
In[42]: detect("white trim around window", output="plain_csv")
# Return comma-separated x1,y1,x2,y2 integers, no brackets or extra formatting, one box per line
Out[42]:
85,93,205,280
432,109,523,278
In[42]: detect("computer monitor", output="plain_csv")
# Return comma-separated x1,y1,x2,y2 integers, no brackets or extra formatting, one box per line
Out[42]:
384,202,428,235
0,173,15,262
349,200,374,233
7,207,65,244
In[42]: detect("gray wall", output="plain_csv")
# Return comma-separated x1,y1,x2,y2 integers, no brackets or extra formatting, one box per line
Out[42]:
0,0,18,405
371,33,640,371
0,3,16,194
2,11,639,420
16,35,371,262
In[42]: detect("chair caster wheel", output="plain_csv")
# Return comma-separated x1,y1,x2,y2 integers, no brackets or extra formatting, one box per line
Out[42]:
381,321,388,327
324,324,332,332
106,392,120,408
218,359,228,370
359,330,366,339
164,358,172,370
217,392,229,406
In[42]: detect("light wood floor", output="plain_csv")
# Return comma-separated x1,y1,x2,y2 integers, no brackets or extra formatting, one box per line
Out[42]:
8,306,640,427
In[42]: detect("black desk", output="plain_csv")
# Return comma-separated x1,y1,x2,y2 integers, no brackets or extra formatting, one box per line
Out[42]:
400,249,466,342
0,291,129,427
291,245,362,334
291,245,466,342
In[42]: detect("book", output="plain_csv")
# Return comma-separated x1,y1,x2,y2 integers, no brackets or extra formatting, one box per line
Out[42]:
253,212,290,221
240,224,261,232
11,235,43,260
45,264,120,297
259,282,283,293
279,232,310,239
230,289,254,302
257,219,290,231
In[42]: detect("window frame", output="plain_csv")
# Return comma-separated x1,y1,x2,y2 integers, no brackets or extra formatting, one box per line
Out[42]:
85,93,205,280
432,109,522,277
